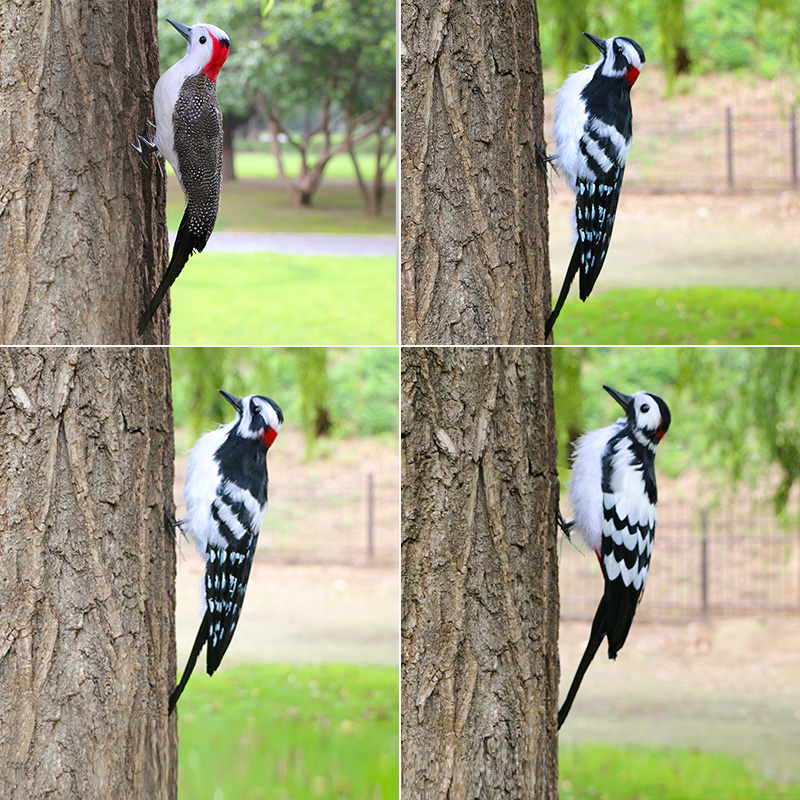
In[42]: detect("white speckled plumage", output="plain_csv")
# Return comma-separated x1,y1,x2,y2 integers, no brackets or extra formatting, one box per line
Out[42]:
153,22,230,188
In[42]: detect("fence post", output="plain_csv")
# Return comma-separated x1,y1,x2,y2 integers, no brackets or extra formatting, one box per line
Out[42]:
725,106,734,189
790,105,798,189
701,507,709,616
367,472,375,561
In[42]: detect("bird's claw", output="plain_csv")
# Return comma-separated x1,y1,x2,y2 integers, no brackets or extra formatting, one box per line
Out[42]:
130,134,158,157
163,505,186,537
535,143,558,171
535,143,560,193
130,122,164,178
558,510,575,538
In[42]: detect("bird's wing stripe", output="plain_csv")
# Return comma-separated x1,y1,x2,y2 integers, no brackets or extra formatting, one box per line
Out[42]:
209,502,241,545
575,167,624,300
582,134,615,174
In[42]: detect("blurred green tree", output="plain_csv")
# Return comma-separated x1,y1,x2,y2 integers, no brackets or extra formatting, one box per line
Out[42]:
553,348,800,517
170,347,398,452
539,0,800,89
258,0,395,208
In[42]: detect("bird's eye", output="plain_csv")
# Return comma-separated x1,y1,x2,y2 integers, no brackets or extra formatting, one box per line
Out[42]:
199,35,207,44
641,403,650,413
250,400,260,417
614,42,623,55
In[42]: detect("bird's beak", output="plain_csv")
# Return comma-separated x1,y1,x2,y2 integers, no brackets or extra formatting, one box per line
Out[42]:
219,389,243,414
603,385,633,412
584,32,606,55
167,19,192,41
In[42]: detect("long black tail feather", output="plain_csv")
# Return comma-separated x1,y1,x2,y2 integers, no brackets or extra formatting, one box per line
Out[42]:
169,609,209,714
558,594,607,729
138,206,206,335
544,245,580,339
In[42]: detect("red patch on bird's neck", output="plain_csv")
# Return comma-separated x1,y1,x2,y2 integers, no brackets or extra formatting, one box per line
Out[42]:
260,428,278,448
625,67,640,86
203,33,230,83
655,428,666,441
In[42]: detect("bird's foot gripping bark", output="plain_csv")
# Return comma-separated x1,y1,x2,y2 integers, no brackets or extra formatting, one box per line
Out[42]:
130,122,164,178
535,143,560,176
557,510,575,539
163,505,186,538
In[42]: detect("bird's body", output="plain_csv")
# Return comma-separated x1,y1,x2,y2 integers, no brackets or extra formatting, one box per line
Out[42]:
136,19,230,335
169,389,283,712
545,33,645,338
558,385,670,728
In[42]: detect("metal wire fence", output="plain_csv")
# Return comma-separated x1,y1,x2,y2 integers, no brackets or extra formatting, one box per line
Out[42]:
560,489,800,620
258,472,399,564
545,99,799,192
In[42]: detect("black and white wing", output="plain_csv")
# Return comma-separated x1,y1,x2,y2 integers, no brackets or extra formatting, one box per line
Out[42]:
600,480,655,658
204,489,260,674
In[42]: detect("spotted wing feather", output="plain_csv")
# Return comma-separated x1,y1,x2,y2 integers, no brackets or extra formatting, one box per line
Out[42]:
574,164,624,301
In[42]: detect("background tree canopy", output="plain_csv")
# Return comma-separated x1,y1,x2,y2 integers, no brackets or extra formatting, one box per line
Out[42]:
537,0,800,87
170,347,399,452
553,347,800,516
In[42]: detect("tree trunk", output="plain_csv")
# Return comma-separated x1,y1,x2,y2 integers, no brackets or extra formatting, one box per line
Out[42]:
400,0,550,345
222,111,252,182
0,347,177,798
401,347,560,799
0,0,169,344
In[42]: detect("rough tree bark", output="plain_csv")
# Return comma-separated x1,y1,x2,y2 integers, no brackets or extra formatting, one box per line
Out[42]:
401,0,550,345
0,0,169,344
401,347,560,799
0,348,177,798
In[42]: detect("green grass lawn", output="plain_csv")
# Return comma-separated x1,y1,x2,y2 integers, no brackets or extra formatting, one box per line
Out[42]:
233,150,397,182
165,159,396,236
177,664,398,800
548,287,800,345
560,744,800,800
169,251,395,345
167,178,396,236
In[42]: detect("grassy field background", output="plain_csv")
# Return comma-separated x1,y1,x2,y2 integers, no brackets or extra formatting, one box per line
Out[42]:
559,744,800,800
177,664,398,800
547,286,800,344
169,251,394,345
163,148,396,344
166,175,396,236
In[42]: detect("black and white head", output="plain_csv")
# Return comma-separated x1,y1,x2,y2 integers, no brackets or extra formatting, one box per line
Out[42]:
585,33,645,87
604,385,670,450
219,390,283,448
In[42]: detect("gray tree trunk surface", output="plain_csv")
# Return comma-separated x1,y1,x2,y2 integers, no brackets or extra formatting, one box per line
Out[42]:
0,348,177,798
401,347,560,799
0,0,169,344
400,0,550,345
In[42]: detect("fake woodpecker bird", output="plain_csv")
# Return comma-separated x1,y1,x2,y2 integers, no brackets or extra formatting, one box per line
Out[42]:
544,33,645,339
557,385,670,728
168,389,283,712
134,19,231,335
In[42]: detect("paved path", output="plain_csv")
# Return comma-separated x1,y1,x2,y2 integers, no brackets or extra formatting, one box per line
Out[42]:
169,231,396,258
